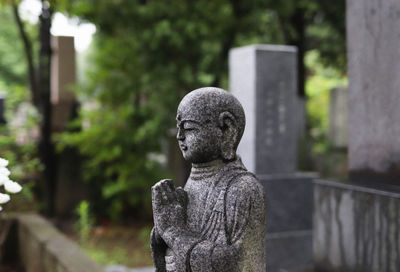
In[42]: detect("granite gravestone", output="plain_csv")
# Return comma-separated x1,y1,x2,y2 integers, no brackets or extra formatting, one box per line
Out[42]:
228,45,297,174
229,44,316,272
151,87,266,272
314,0,400,271
347,0,400,186
51,36,76,132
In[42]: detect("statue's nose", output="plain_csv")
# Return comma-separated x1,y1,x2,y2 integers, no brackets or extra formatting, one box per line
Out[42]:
177,128,185,140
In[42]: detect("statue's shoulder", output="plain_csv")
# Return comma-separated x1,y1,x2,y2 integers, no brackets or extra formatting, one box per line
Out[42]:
230,171,262,192
223,158,262,192
225,170,265,217
224,163,263,200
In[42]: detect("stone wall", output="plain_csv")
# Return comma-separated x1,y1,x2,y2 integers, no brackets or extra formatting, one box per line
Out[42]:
1,213,104,272
314,180,400,271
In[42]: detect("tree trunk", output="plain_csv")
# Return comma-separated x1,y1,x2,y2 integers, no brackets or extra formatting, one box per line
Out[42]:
11,1,39,107
212,0,248,87
287,9,306,98
38,2,56,216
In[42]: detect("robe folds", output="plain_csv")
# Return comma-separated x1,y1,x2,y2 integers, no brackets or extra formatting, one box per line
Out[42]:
151,158,266,272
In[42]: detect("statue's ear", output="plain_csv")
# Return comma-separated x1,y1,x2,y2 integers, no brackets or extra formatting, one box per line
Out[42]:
218,111,237,161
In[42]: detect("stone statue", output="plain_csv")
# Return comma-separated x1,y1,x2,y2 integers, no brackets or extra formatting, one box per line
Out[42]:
151,87,266,272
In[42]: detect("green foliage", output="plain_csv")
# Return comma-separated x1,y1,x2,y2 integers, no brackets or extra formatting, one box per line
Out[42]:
0,0,346,220
310,0,346,70
138,226,152,247
54,0,346,220
0,4,40,205
305,49,346,156
57,0,283,221
0,83,41,202
0,126,41,210
264,0,346,70
75,200,94,243
74,223,154,267
84,246,129,266
0,6,27,86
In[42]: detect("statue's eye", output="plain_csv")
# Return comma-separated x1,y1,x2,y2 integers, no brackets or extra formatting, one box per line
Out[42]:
183,123,197,131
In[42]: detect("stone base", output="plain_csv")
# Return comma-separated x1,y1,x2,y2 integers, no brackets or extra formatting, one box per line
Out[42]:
267,230,313,272
259,172,316,271
314,179,400,272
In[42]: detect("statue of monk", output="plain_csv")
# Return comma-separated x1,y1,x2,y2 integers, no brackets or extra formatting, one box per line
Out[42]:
151,87,266,272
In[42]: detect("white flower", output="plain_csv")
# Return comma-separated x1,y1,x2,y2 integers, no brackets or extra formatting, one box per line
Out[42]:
4,179,22,194
0,167,10,177
0,158,8,168
0,175,8,186
0,157,23,212
0,193,10,204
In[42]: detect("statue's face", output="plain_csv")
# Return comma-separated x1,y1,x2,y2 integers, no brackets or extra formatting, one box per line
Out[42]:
176,114,222,163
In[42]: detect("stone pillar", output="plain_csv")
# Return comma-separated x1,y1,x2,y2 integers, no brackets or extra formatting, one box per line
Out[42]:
229,45,316,272
329,87,348,149
347,0,400,185
314,0,400,271
50,36,85,218
50,36,76,132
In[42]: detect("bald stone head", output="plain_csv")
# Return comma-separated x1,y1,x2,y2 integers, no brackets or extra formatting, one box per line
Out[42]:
176,87,245,163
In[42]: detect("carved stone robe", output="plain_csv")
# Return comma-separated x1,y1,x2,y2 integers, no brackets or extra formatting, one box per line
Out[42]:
151,158,266,272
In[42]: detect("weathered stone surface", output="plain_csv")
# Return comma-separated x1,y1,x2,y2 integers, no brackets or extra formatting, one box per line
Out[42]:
347,0,400,183
329,87,348,149
314,180,400,271
267,230,313,272
151,87,266,272
259,173,316,233
229,44,298,175
2,213,105,272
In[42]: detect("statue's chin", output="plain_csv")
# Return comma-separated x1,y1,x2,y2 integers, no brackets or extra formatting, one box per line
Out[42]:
181,151,192,162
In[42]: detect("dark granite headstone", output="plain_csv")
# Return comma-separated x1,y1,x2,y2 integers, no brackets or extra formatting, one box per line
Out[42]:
229,45,298,175
229,45,316,272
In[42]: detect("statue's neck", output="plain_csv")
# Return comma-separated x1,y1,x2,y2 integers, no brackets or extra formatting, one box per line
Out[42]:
190,159,226,180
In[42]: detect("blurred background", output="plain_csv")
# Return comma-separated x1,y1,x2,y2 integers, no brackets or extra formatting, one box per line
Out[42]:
0,0,347,269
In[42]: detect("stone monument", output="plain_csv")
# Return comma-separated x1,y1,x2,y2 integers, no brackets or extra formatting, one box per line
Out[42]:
151,87,266,272
50,35,86,218
329,87,348,149
314,0,400,271
50,35,76,132
230,44,316,271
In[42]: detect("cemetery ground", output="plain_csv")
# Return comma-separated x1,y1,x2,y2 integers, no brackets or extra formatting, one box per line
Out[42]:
61,220,153,268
